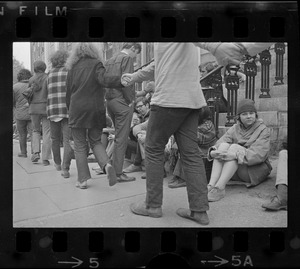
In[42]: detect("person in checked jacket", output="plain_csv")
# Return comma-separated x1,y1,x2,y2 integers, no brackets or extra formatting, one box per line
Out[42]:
46,50,73,178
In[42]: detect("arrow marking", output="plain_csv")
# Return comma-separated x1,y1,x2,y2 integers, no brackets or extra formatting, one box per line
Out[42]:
201,255,229,267
58,256,83,268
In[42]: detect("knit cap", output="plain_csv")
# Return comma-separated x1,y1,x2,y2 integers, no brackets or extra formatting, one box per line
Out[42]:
237,99,257,114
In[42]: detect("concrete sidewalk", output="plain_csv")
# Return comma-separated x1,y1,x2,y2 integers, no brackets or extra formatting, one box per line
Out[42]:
13,140,287,228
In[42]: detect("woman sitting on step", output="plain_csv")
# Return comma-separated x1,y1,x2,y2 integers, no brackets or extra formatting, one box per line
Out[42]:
207,98,272,202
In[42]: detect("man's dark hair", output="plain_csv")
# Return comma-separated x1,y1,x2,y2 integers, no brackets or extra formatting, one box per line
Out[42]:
122,42,141,54
135,96,149,107
198,106,212,125
17,69,32,81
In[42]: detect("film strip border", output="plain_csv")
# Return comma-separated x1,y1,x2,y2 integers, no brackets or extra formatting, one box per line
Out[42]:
0,2,296,41
12,229,300,267
13,13,287,40
1,1,300,268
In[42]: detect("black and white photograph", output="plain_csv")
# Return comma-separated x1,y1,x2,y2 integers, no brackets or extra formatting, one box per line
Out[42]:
13,41,288,228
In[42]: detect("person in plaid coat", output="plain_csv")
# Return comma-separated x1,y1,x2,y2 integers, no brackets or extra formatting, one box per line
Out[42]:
46,50,73,178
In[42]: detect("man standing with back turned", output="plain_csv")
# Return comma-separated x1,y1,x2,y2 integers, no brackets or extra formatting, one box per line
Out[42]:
105,42,141,183
122,42,272,225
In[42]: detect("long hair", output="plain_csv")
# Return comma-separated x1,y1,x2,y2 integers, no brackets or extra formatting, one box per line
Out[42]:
65,43,104,70
49,50,69,68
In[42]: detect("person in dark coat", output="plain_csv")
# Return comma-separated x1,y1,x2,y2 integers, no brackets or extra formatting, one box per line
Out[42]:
65,43,123,189
13,69,33,157
104,42,141,183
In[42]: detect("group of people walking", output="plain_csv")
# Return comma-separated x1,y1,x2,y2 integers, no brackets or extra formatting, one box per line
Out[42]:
13,42,287,226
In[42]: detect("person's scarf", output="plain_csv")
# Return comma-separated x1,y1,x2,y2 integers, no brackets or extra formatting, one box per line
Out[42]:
236,119,265,148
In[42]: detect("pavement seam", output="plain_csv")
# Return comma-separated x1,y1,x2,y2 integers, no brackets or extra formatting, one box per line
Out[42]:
14,192,147,225
39,186,64,213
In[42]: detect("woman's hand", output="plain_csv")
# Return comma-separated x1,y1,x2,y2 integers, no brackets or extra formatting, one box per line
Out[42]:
218,151,237,161
210,150,222,159
137,132,146,144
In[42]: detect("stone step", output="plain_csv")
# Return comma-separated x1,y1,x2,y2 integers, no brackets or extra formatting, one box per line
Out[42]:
255,96,287,111
221,84,287,114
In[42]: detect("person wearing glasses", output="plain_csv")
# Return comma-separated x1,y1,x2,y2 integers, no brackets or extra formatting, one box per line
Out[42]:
124,97,150,174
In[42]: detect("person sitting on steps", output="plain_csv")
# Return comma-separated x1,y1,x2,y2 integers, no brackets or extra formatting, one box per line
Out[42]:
123,97,151,174
262,136,287,211
168,106,217,188
207,98,272,202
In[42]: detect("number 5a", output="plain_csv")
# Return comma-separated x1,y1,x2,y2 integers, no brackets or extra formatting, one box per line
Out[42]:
89,258,100,268
232,255,253,267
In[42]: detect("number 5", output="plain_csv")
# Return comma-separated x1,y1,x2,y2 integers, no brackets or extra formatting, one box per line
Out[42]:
232,255,241,267
89,258,99,268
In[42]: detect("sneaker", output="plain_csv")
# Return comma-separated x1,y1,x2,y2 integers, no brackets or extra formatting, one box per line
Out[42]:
42,160,50,166
76,181,87,189
117,173,136,183
95,168,104,175
31,153,40,163
130,201,162,218
61,170,70,178
123,164,142,173
92,166,100,170
262,196,287,211
208,187,225,202
176,208,209,225
105,163,117,186
54,164,62,171
18,153,27,158
168,176,178,185
168,178,186,188
92,166,104,174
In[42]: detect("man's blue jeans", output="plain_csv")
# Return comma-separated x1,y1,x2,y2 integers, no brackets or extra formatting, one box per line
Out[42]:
50,118,73,171
145,105,209,212
72,127,110,183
